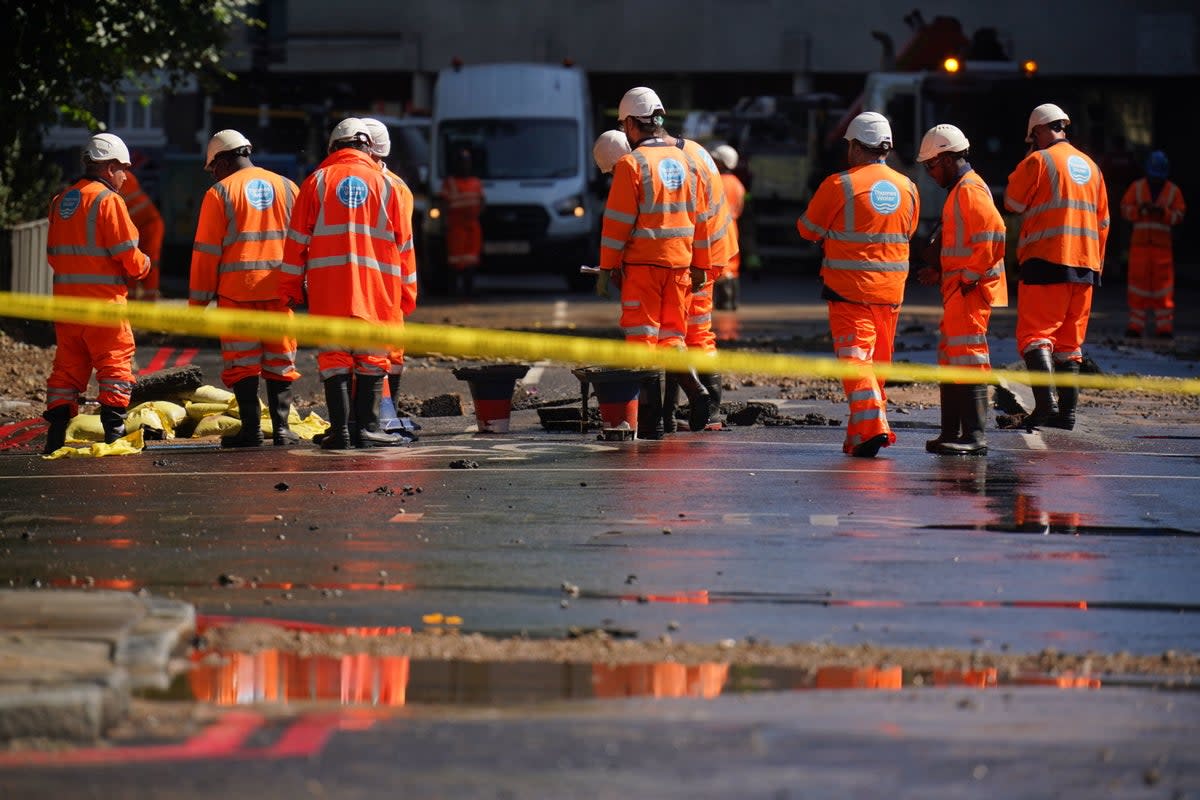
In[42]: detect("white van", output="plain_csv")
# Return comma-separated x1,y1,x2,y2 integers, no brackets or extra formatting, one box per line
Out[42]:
426,62,598,292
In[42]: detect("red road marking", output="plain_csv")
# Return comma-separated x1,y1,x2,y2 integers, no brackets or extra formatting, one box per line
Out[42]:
0,419,48,451
141,347,173,375
174,348,199,366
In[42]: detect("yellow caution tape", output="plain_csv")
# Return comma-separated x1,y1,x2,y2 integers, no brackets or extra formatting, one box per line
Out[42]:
2,291,1197,395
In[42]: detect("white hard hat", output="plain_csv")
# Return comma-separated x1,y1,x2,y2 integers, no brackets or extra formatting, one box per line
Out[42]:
205,129,252,170
917,124,970,163
845,112,893,149
84,133,131,167
328,118,372,150
360,118,391,158
618,87,665,122
592,130,631,174
1025,103,1070,142
711,144,738,170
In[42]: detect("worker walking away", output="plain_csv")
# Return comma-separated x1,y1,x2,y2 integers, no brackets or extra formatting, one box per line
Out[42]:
281,118,410,450
914,125,1007,456
118,155,165,300
796,112,918,458
1121,150,1185,340
1004,104,1109,432
361,117,419,440
597,87,713,433
189,129,302,447
441,148,484,297
43,133,152,453
711,144,746,312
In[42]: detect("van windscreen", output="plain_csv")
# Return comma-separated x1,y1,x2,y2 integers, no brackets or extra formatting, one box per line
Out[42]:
440,119,578,179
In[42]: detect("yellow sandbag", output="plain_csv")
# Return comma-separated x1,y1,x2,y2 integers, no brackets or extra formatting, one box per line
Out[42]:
139,400,187,428
126,405,165,437
65,414,105,443
44,428,145,459
186,401,231,421
191,385,234,404
193,414,241,438
291,411,330,442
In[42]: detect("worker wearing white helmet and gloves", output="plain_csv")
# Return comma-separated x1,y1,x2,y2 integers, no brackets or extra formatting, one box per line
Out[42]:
915,124,1007,456
796,111,919,458
360,117,419,439
189,129,303,447
1005,103,1109,434
42,133,152,453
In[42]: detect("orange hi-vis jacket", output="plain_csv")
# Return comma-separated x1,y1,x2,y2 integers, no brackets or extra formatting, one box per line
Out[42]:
189,166,299,305
940,169,1008,307
600,141,712,272
797,161,919,304
47,178,151,300
1121,178,1185,251
1004,141,1110,270
117,171,162,235
381,166,418,315
676,138,737,269
720,171,747,274
441,175,483,270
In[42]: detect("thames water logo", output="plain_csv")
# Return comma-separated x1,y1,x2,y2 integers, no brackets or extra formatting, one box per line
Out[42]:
336,176,370,209
658,158,686,191
1066,155,1092,185
869,180,901,214
245,178,276,211
58,189,82,220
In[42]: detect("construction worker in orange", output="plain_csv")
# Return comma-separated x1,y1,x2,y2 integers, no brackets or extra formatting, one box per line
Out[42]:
189,129,302,448
711,144,746,312
914,124,1007,456
361,117,420,439
280,118,411,450
796,112,919,458
440,147,484,297
1004,104,1109,433
118,155,164,300
597,86,714,432
1121,150,1186,340
43,133,152,453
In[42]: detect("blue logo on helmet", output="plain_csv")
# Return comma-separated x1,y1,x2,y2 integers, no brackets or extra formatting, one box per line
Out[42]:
658,158,686,191
58,189,82,220
1066,155,1092,185
869,180,901,214
245,178,276,211
336,176,370,209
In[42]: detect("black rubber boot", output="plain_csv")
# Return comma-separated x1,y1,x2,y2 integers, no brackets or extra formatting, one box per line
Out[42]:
221,377,264,448
729,277,740,311
699,372,723,429
354,375,408,447
850,433,889,458
713,278,733,310
935,384,988,455
661,373,680,433
320,374,354,450
1023,348,1058,431
673,368,711,432
42,405,70,454
1047,360,1079,430
926,384,961,453
266,379,299,446
637,372,665,440
99,404,128,444
387,371,403,408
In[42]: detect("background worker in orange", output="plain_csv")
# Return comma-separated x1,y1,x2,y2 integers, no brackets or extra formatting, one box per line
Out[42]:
796,112,918,458
1004,103,1109,432
189,129,301,448
280,118,409,450
1121,150,1186,340
440,148,484,297
597,87,714,432
711,144,746,312
914,124,1007,456
43,133,152,453
118,156,164,300
362,117,419,439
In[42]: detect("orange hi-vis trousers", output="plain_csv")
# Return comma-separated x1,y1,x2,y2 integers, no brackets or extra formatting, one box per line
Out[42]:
619,265,691,349
215,297,300,387
1016,282,1093,364
684,267,720,353
1126,245,1174,335
828,300,898,453
46,320,136,413
938,286,993,373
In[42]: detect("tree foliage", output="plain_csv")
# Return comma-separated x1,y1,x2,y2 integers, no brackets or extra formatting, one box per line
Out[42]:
1,0,259,225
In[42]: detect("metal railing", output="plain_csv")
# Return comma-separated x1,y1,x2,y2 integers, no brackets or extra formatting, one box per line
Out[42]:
0,219,51,295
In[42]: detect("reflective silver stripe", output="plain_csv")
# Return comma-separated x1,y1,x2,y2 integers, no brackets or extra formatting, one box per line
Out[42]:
402,273,418,285
1099,216,1110,230
398,239,414,253
1052,351,1081,363
1022,340,1052,354
1018,226,1099,247
262,364,295,379
798,215,826,238
947,333,988,346
221,340,260,353
649,200,695,214
237,230,286,242
605,208,637,224
941,247,972,258
823,258,908,272
622,325,659,337
306,253,405,277
1134,222,1171,232
108,239,138,257
983,260,1004,279
225,355,261,368
948,353,989,366
280,263,304,276
1005,194,1026,213
287,229,310,245
622,299,640,308
687,313,711,325
659,327,685,340
600,236,626,250
48,244,110,256
190,290,214,303
319,366,352,379
1023,198,1098,217
838,346,871,360
849,408,882,424
970,231,1006,243
838,170,855,232
1041,150,1061,198
99,379,132,391
826,230,909,243
631,226,695,239
194,242,222,256
218,260,282,273
632,151,654,210
53,273,125,285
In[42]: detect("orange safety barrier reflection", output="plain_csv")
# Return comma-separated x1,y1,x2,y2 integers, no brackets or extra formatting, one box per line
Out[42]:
932,668,999,688
189,649,411,707
591,662,729,699
814,665,902,690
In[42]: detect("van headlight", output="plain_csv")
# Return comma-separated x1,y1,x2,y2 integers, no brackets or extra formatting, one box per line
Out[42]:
553,194,586,217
